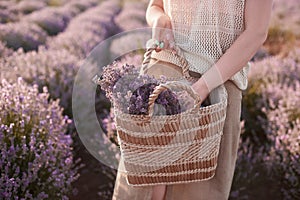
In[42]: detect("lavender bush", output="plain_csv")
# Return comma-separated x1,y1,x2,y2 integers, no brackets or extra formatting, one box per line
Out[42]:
11,0,46,14
230,54,300,199
0,2,123,118
25,9,67,35
0,77,81,200
0,41,13,57
0,47,80,117
256,56,300,199
230,137,283,200
24,0,99,36
55,3,81,18
24,7,71,36
0,22,47,51
0,9,17,23
0,2,120,165
0,1,16,10
0,0,99,51
47,0,121,58
65,0,99,12
115,1,147,31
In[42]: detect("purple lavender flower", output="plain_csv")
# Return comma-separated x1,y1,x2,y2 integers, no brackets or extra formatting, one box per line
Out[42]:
0,77,81,199
128,82,181,115
98,61,181,115
99,62,135,101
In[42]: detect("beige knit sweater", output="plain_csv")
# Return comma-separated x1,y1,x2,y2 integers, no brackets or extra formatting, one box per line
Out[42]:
152,0,250,90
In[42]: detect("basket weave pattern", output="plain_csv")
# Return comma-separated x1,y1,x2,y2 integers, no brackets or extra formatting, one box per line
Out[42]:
115,79,228,186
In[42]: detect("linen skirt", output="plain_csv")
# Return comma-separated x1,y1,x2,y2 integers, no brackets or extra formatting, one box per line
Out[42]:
112,80,243,200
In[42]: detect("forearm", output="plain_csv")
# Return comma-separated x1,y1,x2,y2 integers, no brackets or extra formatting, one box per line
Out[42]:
199,0,273,92
146,0,165,27
219,30,267,78
200,29,268,92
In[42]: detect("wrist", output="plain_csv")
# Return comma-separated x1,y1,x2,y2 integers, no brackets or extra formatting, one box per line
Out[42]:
201,64,224,92
192,78,210,100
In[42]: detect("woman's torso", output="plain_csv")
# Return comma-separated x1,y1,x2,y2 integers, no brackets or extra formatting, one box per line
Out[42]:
152,0,250,90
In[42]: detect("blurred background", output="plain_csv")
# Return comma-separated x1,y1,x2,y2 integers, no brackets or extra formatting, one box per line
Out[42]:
0,0,299,199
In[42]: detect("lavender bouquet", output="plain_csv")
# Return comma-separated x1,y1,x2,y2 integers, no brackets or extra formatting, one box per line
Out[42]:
96,62,181,116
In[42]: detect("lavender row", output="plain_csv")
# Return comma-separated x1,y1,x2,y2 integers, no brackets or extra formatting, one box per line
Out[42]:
0,0,46,23
0,0,122,126
47,0,121,59
0,77,81,200
23,0,99,36
0,8,18,23
109,1,149,59
0,0,99,24
0,0,100,52
0,22,48,52
0,0,70,21
0,0,67,24
0,47,80,117
115,1,147,31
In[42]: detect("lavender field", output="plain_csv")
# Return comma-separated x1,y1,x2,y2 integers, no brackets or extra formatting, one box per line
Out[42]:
0,0,299,199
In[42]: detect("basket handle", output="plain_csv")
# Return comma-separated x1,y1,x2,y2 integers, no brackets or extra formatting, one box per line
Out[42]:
147,81,202,117
140,41,194,82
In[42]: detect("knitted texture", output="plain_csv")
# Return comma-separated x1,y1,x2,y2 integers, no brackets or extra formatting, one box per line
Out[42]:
151,0,250,90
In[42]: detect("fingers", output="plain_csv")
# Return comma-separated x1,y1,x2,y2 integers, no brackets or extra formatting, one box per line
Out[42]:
152,27,175,52
166,32,175,49
151,14,175,52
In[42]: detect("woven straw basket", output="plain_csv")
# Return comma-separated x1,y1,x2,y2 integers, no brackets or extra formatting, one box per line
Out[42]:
113,43,228,186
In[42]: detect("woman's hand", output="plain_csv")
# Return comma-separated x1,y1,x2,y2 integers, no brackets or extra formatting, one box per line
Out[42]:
191,78,210,105
151,14,175,51
146,0,175,52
